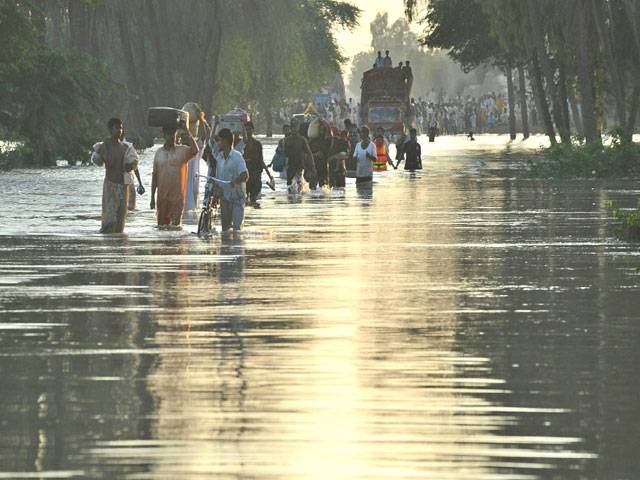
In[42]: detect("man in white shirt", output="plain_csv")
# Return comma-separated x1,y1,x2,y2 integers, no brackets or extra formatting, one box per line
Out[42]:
214,128,248,231
353,126,377,184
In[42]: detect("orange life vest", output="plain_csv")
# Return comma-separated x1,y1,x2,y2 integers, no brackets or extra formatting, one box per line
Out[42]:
373,137,388,171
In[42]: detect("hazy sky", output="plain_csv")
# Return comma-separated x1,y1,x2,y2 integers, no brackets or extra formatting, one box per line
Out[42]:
334,0,419,75
334,0,405,57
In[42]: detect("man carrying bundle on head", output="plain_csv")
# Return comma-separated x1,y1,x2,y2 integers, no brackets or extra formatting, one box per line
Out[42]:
150,125,199,227
93,118,139,234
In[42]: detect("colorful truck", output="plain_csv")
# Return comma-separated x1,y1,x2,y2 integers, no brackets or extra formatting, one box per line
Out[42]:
360,67,409,141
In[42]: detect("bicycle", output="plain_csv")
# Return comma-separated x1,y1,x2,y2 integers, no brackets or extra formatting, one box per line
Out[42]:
197,180,220,237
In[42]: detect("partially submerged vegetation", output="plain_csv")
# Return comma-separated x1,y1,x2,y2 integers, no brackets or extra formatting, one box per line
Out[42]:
527,129,640,179
608,201,640,241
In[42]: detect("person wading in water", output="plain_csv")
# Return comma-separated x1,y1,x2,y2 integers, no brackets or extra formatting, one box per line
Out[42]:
213,128,249,231
150,126,198,227
243,121,275,206
283,118,314,192
353,126,377,185
373,127,391,171
93,118,139,233
398,128,422,170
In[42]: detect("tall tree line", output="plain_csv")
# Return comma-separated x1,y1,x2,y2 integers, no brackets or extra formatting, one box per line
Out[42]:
405,0,640,145
1,0,359,166
49,0,359,141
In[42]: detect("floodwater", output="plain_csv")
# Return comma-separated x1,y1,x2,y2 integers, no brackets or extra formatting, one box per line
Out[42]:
1,135,639,480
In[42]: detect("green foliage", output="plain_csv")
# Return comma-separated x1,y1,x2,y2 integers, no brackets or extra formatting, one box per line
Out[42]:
608,201,640,241
422,0,500,71
527,138,640,179
0,0,114,167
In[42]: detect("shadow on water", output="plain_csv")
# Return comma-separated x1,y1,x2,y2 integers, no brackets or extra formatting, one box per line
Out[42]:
0,135,639,479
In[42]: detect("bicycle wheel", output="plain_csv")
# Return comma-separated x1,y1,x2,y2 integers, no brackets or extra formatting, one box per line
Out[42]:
197,207,211,236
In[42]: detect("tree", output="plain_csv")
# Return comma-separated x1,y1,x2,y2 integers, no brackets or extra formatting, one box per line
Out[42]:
0,0,113,167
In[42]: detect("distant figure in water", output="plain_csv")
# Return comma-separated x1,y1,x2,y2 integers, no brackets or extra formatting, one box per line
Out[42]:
402,128,422,171
150,126,198,227
93,118,138,233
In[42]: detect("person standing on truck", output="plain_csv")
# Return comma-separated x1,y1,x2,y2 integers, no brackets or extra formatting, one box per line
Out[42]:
374,51,384,69
353,126,377,185
383,50,393,67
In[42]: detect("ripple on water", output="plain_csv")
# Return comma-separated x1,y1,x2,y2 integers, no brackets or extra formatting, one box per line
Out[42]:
1,135,638,479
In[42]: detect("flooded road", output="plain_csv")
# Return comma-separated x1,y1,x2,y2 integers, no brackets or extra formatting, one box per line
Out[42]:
1,135,639,479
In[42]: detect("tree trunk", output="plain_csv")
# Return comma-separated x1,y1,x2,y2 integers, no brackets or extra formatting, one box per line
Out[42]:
146,0,175,106
506,64,517,140
568,87,584,139
574,0,600,144
196,1,223,114
48,1,64,49
114,3,148,142
517,66,530,139
591,0,627,137
68,0,92,54
625,84,640,140
529,54,557,146
30,1,46,42
526,0,571,143
558,61,572,142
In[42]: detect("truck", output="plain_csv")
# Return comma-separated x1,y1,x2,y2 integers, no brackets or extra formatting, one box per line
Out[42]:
360,67,410,141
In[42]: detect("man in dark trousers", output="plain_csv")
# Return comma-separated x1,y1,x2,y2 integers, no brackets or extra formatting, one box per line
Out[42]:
398,128,422,171
243,121,274,206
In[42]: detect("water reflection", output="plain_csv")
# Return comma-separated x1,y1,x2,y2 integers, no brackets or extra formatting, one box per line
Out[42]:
0,135,637,479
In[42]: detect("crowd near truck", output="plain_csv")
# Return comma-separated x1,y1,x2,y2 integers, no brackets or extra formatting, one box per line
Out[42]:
360,67,410,141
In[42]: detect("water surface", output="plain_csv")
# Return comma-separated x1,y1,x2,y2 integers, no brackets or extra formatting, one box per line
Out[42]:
1,135,639,479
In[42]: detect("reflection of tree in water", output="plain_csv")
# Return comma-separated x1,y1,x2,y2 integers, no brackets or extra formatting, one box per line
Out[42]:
451,177,640,477
0,237,156,477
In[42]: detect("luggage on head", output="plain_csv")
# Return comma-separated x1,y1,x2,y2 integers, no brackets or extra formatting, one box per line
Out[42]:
148,107,190,130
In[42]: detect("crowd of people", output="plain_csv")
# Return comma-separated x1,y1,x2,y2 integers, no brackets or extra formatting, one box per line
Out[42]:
91,106,424,236
408,89,537,137
275,97,360,128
